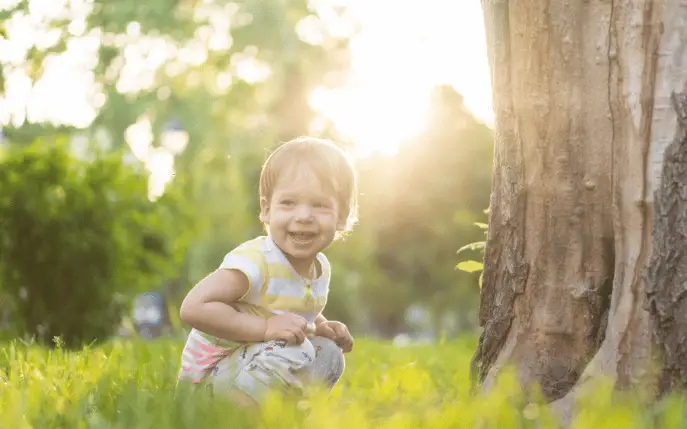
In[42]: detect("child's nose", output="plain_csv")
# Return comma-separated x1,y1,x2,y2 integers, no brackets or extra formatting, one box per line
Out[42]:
295,204,313,221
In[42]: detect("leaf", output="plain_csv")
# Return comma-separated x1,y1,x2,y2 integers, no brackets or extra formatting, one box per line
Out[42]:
456,260,483,273
456,241,486,255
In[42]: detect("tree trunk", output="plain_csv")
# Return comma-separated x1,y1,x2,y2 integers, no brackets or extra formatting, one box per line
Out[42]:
472,0,687,421
646,90,687,396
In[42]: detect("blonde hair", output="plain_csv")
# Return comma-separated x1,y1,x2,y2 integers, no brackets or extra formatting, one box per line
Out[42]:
259,137,358,234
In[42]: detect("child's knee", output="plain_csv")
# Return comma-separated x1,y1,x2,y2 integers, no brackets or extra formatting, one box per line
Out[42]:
311,337,344,362
309,336,345,386
230,339,316,401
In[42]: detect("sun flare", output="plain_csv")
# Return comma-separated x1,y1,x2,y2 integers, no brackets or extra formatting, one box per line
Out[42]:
309,0,493,158
0,0,493,198
310,84,431,158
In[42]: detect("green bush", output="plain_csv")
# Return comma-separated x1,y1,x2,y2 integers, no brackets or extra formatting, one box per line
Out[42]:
0,139,191,348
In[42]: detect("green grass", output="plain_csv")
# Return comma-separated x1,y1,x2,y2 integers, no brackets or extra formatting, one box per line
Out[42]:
1,336,686,428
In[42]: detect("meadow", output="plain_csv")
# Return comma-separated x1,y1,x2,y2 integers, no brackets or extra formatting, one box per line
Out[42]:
2,335,686,429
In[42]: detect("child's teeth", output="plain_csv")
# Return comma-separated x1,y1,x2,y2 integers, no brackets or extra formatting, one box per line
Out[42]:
292,233,313,242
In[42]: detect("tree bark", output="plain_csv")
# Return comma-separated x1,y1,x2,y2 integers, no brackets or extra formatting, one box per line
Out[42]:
646,90,687,396
473,0,687,420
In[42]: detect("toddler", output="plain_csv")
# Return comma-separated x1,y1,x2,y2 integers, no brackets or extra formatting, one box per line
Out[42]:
177,137,357,407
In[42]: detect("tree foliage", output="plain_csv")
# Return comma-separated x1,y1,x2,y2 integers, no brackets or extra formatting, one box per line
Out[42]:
0,140,192,347
0,1,494,340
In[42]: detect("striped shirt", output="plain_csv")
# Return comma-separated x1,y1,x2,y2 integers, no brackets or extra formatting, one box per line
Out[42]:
178,235,331,383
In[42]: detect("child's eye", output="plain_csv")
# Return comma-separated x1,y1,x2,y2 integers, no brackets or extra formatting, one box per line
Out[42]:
281,199,295,206
313,202,329,209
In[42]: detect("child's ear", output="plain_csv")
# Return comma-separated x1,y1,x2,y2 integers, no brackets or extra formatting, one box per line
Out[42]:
259,197,270,223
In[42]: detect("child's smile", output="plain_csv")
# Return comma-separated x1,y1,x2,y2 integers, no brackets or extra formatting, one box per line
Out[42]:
259,164,346,276
288,231,318,245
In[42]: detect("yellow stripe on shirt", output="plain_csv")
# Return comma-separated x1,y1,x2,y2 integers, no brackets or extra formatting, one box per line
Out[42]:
262,294,327,313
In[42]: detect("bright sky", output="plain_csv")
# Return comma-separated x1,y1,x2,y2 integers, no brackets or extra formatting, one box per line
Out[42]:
0,0,492,194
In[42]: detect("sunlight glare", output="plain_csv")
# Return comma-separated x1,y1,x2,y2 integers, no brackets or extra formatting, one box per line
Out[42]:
146,147,175,201
28,36,101,128
309,0,492,158
0,0,493,197
124,116,153,161
0,5,100,128
310,85,430,158
230,47,272,84
124,116,178,200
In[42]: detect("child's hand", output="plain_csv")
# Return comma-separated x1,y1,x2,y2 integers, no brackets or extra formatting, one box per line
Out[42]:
264,313,308,345
316,321,354,353
314,321,337,341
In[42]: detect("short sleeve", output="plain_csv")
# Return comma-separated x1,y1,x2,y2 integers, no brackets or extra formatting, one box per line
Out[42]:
218,244,266,301
316,252,331,286
313,252,331,308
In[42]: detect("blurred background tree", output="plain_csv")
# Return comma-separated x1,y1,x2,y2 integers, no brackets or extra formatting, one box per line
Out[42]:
0,140,193,347
0,0,493,344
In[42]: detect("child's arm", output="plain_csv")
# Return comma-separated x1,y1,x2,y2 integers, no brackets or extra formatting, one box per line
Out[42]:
179,269,267,342
314,313,336,339
315,313,329,326
179,269,309,344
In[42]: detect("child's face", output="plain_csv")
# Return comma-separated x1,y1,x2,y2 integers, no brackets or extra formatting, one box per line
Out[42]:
260,165,346,268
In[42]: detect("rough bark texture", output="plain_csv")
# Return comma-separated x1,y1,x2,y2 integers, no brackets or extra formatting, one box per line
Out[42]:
474,0,687,417
474,0,616,400
646,89,687,396
550,0,687,422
